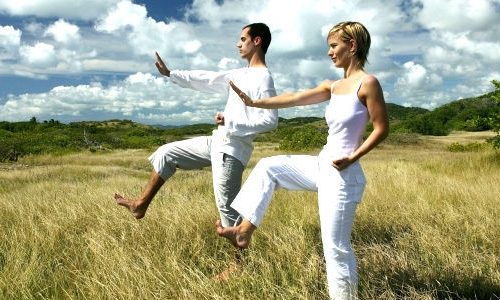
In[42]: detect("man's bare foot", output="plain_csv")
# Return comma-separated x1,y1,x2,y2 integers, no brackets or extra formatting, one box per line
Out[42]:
215,219,254,249
114,193,147,219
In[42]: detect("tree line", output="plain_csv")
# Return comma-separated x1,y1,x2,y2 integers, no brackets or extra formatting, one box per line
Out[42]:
1,82,499,162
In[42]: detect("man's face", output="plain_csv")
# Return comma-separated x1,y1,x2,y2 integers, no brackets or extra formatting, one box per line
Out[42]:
236,27,257,60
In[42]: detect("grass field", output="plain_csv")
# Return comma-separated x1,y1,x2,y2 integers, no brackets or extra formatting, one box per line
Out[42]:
0,132,499,299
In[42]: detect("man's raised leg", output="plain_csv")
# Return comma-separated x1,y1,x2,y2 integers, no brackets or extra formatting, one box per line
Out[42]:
114,170,165,219
114,136,212,219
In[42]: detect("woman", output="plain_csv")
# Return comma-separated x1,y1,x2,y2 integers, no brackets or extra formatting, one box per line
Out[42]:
216,21,389,299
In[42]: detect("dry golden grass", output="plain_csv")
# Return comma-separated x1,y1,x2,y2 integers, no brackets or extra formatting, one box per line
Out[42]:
0,132,498,299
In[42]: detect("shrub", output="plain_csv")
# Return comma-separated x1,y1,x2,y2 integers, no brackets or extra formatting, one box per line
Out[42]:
278,125,327,151
383,133,420,145
447,142,488,152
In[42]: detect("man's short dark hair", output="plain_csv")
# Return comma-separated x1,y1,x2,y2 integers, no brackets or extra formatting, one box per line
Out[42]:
243,23,271,54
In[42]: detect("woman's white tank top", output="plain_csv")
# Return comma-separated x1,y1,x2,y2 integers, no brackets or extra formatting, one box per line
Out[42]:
322,79,369,158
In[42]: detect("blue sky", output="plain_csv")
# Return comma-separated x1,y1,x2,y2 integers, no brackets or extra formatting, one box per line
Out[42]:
1,0,499,125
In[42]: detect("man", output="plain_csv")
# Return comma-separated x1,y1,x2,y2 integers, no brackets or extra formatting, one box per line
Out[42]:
114,23,277,229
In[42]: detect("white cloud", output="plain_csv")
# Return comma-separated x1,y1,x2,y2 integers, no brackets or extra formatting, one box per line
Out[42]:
0,0,120,20
82,59,149,73
0,25,21,59
19,42,57,68
94,0,147,32
395,61,445,106
408,0,500,106
189,53,216,69
1,0,499,124
434,31,500,64
416,1,500,74
128,19,202,56
182,40,203,54
95,0,202,57
424,46,461,70
24,22,45,35
296,59,331,79
0,25,21,48
186,0,256,28
417,0,498,32
124,72,161,85
217,57,240,70
44,19,81,45
0,72,226,124
399,62,427,88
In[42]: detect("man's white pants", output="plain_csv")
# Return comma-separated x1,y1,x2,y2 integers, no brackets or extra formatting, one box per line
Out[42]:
148,136,244,227
231,154,366,300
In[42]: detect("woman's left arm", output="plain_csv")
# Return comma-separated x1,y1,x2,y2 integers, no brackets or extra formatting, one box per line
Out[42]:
332,76,389,170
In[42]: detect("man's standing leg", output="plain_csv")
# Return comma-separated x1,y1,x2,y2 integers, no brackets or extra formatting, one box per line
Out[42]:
211,152,245,228
211,152,245,281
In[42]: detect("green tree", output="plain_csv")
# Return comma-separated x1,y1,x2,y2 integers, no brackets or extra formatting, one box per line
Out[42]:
489,80,500,148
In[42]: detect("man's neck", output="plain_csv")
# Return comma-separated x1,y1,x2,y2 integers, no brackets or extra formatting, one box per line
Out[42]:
247,52,267,68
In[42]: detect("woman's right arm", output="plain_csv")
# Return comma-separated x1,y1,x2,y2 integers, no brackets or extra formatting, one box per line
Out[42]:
230,80,333,109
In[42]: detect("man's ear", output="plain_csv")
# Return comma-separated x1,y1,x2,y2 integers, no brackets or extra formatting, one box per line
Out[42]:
253,36,262,47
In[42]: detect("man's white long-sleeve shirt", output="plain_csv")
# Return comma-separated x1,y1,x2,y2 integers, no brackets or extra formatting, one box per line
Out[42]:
169,67,278,166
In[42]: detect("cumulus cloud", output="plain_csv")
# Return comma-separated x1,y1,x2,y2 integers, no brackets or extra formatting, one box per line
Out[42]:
217,57,241,70
408,0,500,104
395,61,444,105
44,19,81,45
24,22,45,35
186,0,255,28
0,72,226,124
0,25,21,59
95,0,147,32
95,0,202,57
416,0,498,32
82,59,148,73
19,42,58,68
1,0,500,125
434,31,500,65
0,0,120,20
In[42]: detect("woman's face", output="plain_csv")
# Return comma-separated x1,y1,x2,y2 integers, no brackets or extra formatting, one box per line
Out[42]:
327,33,352,68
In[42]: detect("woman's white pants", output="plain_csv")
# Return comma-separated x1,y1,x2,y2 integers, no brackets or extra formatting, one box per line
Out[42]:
231,154,366,300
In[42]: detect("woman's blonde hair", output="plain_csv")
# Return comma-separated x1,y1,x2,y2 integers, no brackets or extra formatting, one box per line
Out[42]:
328,21,371,68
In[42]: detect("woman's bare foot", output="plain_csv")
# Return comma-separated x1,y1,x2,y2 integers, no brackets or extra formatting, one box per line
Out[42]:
215,219,255,249
114,193,148,219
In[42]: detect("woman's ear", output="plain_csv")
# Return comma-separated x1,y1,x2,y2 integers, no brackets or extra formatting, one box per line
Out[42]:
350,39,357,55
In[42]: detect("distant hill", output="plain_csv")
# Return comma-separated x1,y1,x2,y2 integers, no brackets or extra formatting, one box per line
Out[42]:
278,116,324,125
1,90,498,161
386,103,428,121
393,91,499,135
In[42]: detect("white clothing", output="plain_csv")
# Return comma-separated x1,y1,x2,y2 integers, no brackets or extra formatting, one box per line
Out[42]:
323,80,369,159
148,136,244,227
170,68,278,166
231,79,368,299
148,67,278,227
149,136,212,177
232,154,365,226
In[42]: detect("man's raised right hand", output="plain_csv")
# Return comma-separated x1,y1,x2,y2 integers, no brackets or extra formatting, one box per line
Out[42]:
155,52,170,77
